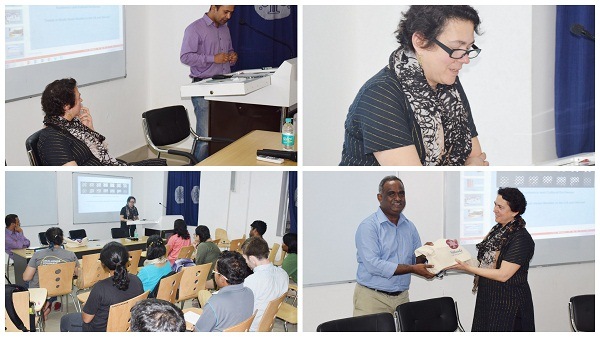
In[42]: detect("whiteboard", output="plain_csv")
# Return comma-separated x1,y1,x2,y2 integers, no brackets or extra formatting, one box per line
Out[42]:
5,171,58,227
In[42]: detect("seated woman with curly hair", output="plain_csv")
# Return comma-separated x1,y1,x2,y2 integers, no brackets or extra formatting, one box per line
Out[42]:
38,78,165,166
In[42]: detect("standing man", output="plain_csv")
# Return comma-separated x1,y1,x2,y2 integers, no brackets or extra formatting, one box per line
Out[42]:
181,5,237,161
241,237,288,331
120,196,139,237
5,214,30,258
354,176,435,316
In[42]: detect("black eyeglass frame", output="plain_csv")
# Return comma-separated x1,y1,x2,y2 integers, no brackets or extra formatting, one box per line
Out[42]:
432,38,481,59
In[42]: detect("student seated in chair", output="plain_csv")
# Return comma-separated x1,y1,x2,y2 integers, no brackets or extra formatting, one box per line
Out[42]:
137,235,172,292
241,237,289,332
194,251,254,332
22,227,79,319
60,242,144,332
130,299,186,332
193,225,220,289
281,232,298,283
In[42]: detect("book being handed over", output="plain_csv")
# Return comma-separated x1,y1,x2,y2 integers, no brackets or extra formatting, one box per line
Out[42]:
415,238,474,274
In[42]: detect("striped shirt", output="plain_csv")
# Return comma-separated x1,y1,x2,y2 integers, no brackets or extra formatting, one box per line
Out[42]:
340,66,477,166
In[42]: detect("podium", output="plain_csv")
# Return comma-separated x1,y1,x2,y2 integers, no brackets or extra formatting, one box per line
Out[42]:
142,215,184,239
180,59,297,155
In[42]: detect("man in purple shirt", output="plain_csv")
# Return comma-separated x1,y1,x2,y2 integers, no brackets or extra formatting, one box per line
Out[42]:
5,214,30,258
180,5,237,161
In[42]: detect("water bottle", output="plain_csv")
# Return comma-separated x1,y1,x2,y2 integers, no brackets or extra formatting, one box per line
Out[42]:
133,227,138,239
282,118,295,151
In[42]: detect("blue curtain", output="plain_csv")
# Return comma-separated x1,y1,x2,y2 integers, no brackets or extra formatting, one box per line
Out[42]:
287,171,297,234
228,5,297,71
166,172,201,227
555,6,595,157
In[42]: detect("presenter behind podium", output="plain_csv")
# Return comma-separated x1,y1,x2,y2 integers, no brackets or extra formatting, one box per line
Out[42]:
354,176,435,316
180,5,238,161
447,187,535,331
120,196,139,237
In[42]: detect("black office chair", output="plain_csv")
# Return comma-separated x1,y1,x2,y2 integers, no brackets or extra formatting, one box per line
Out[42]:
25,130,44,166
316,312,397,332
38,232,49,246
142,105,232,165
68,229,87,240
111,228,128,239
569,294,594,332
396,296,464,332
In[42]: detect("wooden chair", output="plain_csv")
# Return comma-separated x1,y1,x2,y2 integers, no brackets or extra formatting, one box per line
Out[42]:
74,253,109,312
156,271,183,303
5,289,31,332
268,243,280,264
182,307,203,331
38,261,77,313
176,262,212,309
127,249,142,275
214,228,230,248
106,291,150,332
228,238,245,253
177,245,195,260
273,250,286,267
276,302,297,332
225,310,257,332
256,292,287,332
28,288,48,332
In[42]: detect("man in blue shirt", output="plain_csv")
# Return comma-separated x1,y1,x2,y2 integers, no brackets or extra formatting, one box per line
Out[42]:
354,176,435,316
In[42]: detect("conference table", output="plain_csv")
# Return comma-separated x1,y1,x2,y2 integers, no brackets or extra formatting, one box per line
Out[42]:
196,130,297,166
10,236,148,286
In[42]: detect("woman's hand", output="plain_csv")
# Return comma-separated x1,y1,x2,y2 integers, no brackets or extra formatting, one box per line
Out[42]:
446,258,471,272
465,152,489,166
78,107,95,130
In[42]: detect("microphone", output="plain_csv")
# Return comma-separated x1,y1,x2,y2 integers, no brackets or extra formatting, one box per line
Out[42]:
239,18,295,59
158,202,167,209
570,23,595,41
257,149,297,162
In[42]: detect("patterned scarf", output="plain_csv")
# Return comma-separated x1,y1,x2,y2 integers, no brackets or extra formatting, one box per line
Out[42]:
125,206,138,220
390,47,472,166
472,216,527,292
43,115,126,166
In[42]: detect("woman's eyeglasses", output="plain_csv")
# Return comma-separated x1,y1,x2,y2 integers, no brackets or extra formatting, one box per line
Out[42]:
433,38,481,59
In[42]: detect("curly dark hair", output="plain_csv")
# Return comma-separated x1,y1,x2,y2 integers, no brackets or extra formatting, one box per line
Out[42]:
146,235,166,260
173,219,190,240
217,251,250,285
130,299,186,332
395,5,481,53
100,242,131,291
250,220,267,236
41,78,77,117
283,232,297,254
497,187,527,216
195,225,211,242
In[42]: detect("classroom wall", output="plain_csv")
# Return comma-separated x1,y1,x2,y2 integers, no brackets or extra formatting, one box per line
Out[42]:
5,5,209,166
304,5,558,166
15,171,286,249
302,171,595,332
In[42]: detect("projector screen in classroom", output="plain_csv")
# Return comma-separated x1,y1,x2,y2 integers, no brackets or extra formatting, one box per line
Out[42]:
72,172,133,224
445,171,595,267
5,5,125,101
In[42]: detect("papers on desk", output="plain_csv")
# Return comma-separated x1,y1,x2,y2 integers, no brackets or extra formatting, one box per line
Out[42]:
184,311,201,325
414,238,474,274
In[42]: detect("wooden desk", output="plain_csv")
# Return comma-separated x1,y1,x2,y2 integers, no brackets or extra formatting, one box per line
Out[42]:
197,130,297,166
11,237,148,286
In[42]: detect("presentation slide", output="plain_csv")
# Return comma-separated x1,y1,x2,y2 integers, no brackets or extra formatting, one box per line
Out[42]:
5,5,123,69
458,171,594,244
77,175,132,213
72,173,133,224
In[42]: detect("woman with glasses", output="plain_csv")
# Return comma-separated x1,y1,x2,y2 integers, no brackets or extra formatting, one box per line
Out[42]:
448,188,535,331
340,6,488,166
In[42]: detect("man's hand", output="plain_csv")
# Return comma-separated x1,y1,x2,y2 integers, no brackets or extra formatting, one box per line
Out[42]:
412,263,436,279
214,53,230,64
228,51,238,65
14,224,23,233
